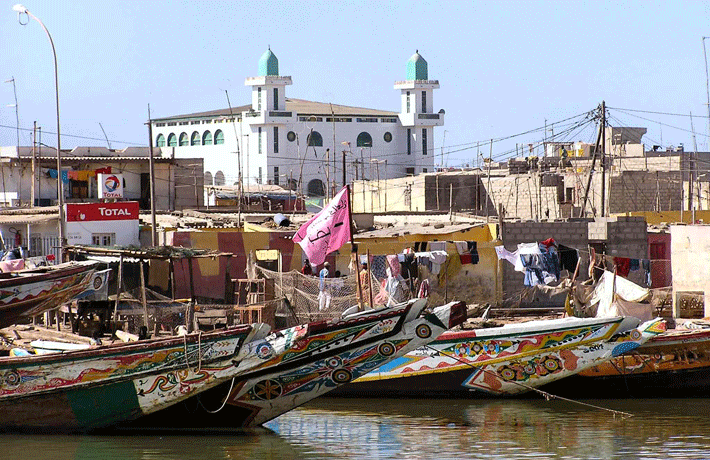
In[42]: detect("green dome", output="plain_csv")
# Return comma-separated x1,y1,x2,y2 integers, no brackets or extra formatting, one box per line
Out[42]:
406,50,428,80
258,48,279,76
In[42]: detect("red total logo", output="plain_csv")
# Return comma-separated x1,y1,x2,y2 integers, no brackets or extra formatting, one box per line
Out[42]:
66,202,139,222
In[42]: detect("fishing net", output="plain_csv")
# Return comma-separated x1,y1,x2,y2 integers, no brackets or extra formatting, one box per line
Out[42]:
255,254,417,326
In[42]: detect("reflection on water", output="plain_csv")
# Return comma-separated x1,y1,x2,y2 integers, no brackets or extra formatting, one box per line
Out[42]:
3,399,710,459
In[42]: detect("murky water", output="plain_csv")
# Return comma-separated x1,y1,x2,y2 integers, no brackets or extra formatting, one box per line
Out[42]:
3,398,710,459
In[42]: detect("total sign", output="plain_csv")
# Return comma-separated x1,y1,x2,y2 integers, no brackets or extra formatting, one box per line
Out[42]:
65,202,140,247
66,202,139,222
98,173,124,199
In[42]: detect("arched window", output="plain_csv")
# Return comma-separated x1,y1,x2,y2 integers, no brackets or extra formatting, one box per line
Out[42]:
204,172,213,186
357,132,373,147
167,133,177,147
191,131,200,146
179,132,189,146
307,131,323,147
307,179,325,197
202,130,213,145
156,133,165,147
214,129,224,145
214,170,225,186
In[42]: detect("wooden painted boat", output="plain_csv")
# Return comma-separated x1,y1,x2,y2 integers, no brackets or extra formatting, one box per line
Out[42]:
129,298,467,428
0,323,270,432
0,260,97,328
541,327,710,398
330,316,665,397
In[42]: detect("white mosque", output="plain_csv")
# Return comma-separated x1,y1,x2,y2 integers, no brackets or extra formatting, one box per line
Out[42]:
150,49,444,198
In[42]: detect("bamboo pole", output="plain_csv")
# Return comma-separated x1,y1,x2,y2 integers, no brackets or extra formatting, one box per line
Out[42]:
140,261,149,331
113,255,124,329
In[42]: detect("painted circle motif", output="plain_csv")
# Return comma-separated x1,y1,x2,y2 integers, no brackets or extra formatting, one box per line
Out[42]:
416,324,432,339
499,366,516,381
332,368,353,384
383,132,393,143
544,357,560,372
378,342,396,357
253,379,283,400
524,364,536,375
4,370,20,387
630,330,642,340
255,342,274,360
287,131,296,142
93,275,103,290
326,357,342,369
472,343,483,354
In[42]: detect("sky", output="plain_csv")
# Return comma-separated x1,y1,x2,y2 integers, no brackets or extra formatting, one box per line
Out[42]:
1,0,710,167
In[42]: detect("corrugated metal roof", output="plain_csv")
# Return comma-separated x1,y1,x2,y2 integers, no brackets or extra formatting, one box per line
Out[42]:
153,98,397,121
0,213,58,224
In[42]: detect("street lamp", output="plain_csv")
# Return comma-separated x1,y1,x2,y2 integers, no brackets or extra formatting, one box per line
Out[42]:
12,4,65,254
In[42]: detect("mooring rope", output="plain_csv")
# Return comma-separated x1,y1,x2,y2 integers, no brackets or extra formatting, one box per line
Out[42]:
423,345,634,419
198,377,237,414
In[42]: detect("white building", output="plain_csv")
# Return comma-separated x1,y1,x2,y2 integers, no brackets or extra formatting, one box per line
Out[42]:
150,49,444,200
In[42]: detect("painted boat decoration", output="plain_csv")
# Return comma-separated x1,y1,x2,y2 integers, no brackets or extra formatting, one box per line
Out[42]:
130,298,467,428
544,327,710,398
331,316,663,397
0,323,270,431
0,260,97,328
462,317,666,394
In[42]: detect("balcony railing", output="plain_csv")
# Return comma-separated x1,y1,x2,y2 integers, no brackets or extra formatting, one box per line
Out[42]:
269,111,293,117
418,113,440,120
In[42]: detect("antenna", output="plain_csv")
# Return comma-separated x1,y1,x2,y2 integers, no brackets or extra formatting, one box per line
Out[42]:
98,122,111,149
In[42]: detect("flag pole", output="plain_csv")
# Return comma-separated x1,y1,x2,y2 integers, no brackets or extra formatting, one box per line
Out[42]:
347,184,364,311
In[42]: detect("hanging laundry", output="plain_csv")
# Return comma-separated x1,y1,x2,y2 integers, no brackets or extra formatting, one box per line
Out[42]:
47,169,58,179
642,259,651,286
417,278,430,298
400,252,417,280
453,241,468,255
614,257,631,277
67,170,79,180
468,241,479,264
61,171,69,183
629,259,640,271
558,244,579,273
429,241,447,252
95,167,112,174
540,238,556,249
495,246,517,266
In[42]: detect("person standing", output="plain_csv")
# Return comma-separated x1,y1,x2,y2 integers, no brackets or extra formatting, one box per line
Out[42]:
359,262,371,308
301,259,313,276
318,262,331,311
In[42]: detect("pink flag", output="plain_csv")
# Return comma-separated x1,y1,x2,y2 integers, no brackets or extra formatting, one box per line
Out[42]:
293,186,351,266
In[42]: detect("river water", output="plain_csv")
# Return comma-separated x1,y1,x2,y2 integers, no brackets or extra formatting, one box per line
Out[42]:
4,397,710,459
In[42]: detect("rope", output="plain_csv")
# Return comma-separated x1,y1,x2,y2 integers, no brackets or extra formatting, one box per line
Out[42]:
182,330,203,373
198,377,237,414
423,345,634,419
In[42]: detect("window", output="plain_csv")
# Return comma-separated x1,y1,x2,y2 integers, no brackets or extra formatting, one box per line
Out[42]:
69,179,89,199
214,129,224,145
257,87,262,110
287,131,296,142
156,134,165,147
179,132,188,146
202,130,213,145
168,122,177,126
258,167,262,184
406,91,410,113
383,132,392,143
205,172,213,186
273,88,278,110
422,128,428,155
274,166,279,185
274,126,279,153
191,131,200,146
407,128,411,155
356,117,378,123
299,116,323,122
214,171,225,186
167,133,177,147
422,91,427,113
423,168,428,173
258,127,262,154
307,131,323,147
381,117,398,123
406,167,415,176
92,233,115,247
191,120,201,125
179,121,188,126
357,132,372,147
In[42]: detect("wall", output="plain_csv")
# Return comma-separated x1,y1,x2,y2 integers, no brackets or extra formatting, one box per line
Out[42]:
670,225,710,317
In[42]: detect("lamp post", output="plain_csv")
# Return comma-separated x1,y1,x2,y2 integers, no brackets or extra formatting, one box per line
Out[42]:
12,4,65,254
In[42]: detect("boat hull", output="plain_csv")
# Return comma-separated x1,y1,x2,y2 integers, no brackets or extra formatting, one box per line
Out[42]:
0,325,264,432
128,300,467,428
331,316,663,397
0,261,97,328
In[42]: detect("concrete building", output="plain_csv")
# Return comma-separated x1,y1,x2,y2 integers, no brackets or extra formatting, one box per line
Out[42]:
149,49,444,203
0,146,203,211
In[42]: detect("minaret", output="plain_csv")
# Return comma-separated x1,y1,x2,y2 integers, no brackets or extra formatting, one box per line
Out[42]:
395,51,444,172
244,48,294,185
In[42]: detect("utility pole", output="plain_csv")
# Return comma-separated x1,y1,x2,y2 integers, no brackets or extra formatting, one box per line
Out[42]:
703,37,710,147
342,150,347,187
600,101,607,217
225,90,242,226
690,112,699,212
579,102,605,217
31,121,37,206
147,105,157,247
